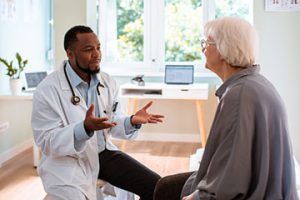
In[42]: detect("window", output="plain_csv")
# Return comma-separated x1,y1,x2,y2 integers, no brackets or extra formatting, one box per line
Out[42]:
215,0,252,22
164,0,203,62
97,0,252,75
99,0,144,62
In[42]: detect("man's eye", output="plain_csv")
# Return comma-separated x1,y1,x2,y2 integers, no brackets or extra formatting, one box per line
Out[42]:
84,48,92,51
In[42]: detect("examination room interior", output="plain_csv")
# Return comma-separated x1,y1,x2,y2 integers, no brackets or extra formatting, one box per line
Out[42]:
0,0,300,199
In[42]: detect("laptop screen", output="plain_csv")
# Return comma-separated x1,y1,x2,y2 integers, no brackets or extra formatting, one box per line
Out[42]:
24,71,47,91
164,65,194,84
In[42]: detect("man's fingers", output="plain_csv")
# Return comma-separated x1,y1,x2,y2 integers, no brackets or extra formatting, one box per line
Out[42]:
148,120,157,124
151,114,164,118
93,117,117,128
86,104,95,117
146,115,164,123
148,117,163,123
94,117,109,123
97,121,117,129
141,101,153,111
150,115,164,122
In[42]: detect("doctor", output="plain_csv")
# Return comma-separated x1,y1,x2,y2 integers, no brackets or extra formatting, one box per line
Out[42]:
32,25,164,200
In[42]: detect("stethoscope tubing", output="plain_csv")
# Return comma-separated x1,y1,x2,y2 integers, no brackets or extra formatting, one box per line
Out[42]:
63,62,108,106
64,63,81,105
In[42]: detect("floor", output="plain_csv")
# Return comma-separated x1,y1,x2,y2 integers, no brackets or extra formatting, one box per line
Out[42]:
0,140,201,200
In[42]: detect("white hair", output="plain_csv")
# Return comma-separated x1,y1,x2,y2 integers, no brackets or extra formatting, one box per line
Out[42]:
204,16,259,68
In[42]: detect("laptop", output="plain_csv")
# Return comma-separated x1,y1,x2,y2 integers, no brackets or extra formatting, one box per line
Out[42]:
23,71,48,91
164,65,194,84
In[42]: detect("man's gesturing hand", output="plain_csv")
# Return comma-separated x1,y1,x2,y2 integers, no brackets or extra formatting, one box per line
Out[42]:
84,104,117,133
131,101,164,125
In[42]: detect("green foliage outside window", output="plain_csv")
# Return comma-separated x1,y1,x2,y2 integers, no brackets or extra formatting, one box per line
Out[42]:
117,0,144,61
215,0,250,20
115,0,250,63
116,0,202,62
165,0,202,62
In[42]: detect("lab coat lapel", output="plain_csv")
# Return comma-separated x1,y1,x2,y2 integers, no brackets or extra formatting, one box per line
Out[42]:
97,84,108,116
97,73,112,117
58,62,87,111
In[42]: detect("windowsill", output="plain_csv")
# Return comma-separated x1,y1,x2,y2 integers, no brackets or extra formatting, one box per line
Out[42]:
102,68,218,78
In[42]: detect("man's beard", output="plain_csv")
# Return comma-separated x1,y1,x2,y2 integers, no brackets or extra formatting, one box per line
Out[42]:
76,59,100,75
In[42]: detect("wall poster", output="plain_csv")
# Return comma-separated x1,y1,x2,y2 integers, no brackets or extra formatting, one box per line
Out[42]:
265,0,300,11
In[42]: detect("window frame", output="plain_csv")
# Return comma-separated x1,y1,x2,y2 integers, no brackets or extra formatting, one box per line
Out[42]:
97,0,252,76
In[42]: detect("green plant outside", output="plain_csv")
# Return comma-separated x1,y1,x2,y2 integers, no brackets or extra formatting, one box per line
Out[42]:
115,0,250,62
116,0,203,62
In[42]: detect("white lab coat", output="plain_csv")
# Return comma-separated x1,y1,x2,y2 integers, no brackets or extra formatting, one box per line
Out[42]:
31,61,138,200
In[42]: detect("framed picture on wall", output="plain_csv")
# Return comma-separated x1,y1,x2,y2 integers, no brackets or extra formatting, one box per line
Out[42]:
265,0,300,11
0,0,17,21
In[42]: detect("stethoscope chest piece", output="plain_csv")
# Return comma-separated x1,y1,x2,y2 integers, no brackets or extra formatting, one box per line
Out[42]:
71,95,81,105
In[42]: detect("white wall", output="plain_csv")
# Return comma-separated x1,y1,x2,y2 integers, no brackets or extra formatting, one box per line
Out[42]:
53,0,87,67
53,0,97,67
253,0,300,159
0,100,33,166
0,0,50,161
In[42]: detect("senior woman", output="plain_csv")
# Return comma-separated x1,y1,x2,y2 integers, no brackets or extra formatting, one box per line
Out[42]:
154,16,298,200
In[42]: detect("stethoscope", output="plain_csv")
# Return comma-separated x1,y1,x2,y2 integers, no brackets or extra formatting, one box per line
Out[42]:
63,62,104,105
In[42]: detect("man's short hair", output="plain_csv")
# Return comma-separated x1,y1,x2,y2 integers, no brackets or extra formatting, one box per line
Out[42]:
64,25,94,51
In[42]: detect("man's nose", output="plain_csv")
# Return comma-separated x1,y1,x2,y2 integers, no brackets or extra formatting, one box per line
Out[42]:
92,49,101,58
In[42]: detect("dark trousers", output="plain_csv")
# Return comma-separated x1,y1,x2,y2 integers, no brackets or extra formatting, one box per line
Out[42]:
98,149,161,200
153,172,193,200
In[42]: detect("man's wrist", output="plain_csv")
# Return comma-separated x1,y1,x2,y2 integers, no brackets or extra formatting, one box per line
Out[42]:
75,121,93,141
130,115,141,129
83,121,94,137
130,115,135,126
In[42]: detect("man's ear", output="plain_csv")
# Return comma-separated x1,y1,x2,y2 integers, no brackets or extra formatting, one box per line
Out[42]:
66,49,74,59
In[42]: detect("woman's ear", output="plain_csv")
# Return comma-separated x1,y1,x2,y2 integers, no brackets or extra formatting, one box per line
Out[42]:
216,44,225,62
218,52,225,61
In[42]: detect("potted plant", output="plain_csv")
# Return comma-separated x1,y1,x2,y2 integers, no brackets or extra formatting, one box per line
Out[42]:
0,52,28,95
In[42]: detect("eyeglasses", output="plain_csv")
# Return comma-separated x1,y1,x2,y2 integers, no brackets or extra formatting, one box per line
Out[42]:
201,39,216,49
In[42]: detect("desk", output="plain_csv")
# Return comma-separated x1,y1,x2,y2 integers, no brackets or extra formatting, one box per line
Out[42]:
119,83,209,146
0,93,33,100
